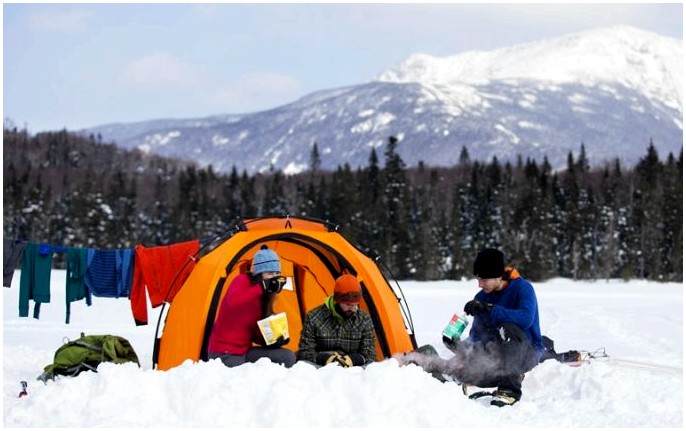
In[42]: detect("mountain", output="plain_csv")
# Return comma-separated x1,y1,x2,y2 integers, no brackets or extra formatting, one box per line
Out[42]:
83,26,683,174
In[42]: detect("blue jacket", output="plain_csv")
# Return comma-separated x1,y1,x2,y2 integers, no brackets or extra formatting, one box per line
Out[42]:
467,272,544,360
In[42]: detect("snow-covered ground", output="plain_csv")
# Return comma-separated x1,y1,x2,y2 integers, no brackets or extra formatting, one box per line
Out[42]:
3,270,683,427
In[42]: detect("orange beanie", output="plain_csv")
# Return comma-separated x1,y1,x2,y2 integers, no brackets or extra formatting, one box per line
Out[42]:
333,274,362,304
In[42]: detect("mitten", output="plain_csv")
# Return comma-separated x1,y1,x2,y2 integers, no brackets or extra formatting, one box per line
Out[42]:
464,300,493,316
266,335,289,349
347,352,366,366
316,352,331,365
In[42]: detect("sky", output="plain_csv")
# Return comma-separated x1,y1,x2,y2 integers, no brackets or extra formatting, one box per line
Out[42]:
3,3,684,133
3,270,682,427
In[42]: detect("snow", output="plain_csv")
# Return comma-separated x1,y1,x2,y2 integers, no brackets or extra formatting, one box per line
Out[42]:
378,26,682,115
3,270,683,427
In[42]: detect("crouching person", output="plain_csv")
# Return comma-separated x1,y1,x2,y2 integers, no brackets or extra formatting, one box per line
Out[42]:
452,248,544,406
297,274,376,367
398,248,544,407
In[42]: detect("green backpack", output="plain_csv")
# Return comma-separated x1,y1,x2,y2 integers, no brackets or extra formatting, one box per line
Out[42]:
37,333,140,382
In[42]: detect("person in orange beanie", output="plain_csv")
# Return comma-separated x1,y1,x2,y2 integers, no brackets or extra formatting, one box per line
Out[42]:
297,274,376,367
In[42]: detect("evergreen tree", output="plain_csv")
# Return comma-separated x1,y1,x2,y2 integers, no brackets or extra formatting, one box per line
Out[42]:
216,166,242,229
407,167,445,280
2,127,682,282
309,142,321,175
262,167,290,216
173,166,200,241
458,145,470,165
298,148,326,218
143,173,174,245
105,170,136,247
630,141,663,278
353,148,383,257
327,164,357,225
382,136,411,278
238,171,258,217
596,161,622,279
561,151,583,279
658,151,682,280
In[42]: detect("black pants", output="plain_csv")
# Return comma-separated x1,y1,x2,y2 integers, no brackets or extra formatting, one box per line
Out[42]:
209,347,296,368
453,323,538,400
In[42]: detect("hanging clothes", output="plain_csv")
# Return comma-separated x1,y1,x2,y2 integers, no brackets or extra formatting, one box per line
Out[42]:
84,248,134,298
19,243,53,319
130,239,200,326
65,247,92,324
4,238,28,287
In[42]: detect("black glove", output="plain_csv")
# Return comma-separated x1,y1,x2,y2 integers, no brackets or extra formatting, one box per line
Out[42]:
347,352,366,366
442,335,464,353
316,352,335,365
266,335,289,349
464,300,493,316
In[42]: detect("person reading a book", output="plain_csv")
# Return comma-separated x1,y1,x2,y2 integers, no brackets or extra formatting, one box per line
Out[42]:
297,274,376,367
207,246,296,368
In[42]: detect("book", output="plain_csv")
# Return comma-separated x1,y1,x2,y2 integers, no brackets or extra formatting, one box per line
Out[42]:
257,312,289,345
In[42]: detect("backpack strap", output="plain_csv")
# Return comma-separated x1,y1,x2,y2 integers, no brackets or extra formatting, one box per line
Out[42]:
71,340,104,354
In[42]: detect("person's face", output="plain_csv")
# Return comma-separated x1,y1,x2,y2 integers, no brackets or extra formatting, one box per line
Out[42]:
260,271,280,280
477,277,502,294
338,302,359,316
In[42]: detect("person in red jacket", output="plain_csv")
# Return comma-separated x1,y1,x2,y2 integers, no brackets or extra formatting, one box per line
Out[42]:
207,246,296,368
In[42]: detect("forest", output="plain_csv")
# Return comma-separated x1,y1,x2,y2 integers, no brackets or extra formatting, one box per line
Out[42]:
3,127,682,282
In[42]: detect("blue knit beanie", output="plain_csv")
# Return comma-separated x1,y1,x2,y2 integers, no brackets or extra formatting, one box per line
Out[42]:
252,247,281,276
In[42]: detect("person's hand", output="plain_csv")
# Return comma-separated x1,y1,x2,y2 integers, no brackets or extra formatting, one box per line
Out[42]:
316,352,335,365
318,351,342,365
333,353,354,368
442,334,457,350
347,352,365,366
464,300,493,316
266,335,289,349
324,352,354,368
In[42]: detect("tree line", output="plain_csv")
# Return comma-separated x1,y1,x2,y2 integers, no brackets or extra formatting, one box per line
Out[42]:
3,127,682,282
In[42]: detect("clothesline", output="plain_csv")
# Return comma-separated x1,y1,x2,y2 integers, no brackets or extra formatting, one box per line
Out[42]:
3,238,201,325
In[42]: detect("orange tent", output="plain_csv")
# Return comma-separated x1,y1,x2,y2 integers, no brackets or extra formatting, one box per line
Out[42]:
153,216,417,370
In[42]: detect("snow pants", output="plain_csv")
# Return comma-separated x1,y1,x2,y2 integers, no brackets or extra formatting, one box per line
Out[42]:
453,323,539,400
209,346,296,368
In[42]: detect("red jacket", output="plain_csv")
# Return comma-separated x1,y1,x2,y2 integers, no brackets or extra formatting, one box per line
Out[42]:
130,239,199,325
208,273,265,355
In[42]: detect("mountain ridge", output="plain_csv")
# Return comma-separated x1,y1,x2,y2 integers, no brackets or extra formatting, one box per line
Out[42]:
83,25,683,174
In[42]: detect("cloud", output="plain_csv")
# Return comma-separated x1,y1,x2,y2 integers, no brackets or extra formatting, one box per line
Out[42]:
27,9,93,33
210,73,304,113
122,53,201,86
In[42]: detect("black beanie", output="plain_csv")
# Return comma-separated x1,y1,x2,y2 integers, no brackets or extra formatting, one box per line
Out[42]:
473,248,505,279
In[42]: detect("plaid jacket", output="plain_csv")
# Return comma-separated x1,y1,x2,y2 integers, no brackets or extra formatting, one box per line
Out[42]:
298,296,376,364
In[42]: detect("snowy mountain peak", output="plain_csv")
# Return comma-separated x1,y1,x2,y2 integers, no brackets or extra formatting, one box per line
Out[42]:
85,26,682,175
377,25,683,112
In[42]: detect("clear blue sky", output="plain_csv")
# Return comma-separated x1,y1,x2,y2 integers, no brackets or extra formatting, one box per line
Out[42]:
3,3,683,133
